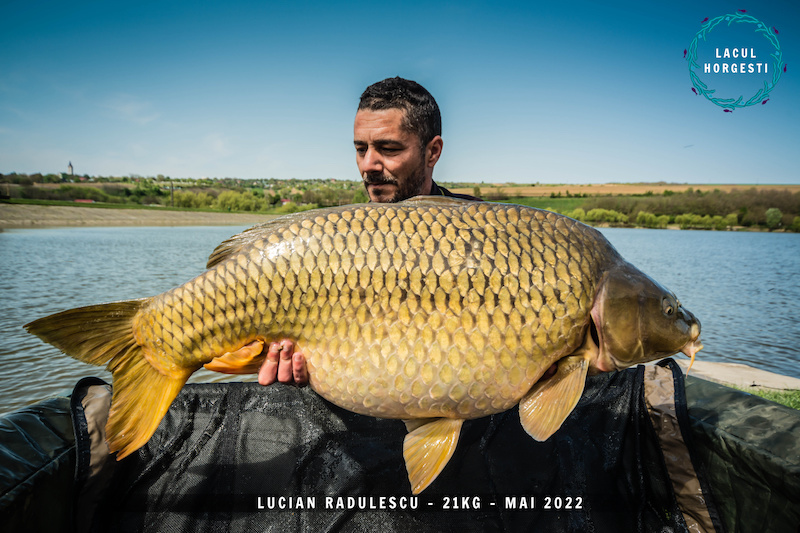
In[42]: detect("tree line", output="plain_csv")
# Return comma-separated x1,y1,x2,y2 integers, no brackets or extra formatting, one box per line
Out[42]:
509,187,800,231
3,173,798,231
1,173,367,214
569,188,800,231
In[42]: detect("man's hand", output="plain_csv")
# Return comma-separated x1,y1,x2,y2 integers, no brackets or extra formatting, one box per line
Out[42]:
258,340,309,386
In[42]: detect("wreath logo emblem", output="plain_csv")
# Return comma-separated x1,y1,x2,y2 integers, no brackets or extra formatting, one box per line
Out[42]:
686,11,785,112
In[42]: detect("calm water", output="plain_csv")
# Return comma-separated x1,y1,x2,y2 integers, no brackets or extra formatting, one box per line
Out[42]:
1,225,798,415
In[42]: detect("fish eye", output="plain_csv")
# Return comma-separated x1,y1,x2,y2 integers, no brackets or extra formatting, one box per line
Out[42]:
662,298,675,316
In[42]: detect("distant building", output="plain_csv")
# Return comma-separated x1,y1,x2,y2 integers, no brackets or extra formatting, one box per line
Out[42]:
68,162,74,176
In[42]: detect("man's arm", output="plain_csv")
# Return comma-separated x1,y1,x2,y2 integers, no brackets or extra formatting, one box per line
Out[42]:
257,340,309,386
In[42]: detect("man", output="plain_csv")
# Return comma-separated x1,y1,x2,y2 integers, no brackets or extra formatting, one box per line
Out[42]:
72,78,721,532
257,76,478,388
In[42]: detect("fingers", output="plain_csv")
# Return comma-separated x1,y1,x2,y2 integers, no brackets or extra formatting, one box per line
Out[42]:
257,340,309,387
257,341,282,386
276,340,295,384
292,352,309,386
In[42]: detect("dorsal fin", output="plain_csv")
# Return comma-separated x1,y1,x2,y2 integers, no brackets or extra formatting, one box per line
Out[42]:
206,197,477,268
206,206,364,268
206,218,288,268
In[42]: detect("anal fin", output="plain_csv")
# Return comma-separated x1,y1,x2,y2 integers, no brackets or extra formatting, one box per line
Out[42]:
203,340,266,374
403,418,464,494
403,418,437,433
519,353,590,441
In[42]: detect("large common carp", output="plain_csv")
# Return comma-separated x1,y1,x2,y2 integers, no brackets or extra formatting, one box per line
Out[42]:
26,197,702,494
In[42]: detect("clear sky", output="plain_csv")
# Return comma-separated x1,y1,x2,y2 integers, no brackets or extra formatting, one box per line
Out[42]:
1,0,798,184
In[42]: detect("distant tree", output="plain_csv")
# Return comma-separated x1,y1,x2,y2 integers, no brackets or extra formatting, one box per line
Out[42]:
765,208,783,230
585,208,627,224
131,180,166,204
712,216,727,231
567,208,586,222
675,214,693,229
173,191,213,209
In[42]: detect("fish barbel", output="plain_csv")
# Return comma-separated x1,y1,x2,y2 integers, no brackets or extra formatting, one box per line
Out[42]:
25,197,702,493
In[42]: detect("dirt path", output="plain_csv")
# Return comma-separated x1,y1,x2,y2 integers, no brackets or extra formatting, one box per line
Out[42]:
0,204,274,229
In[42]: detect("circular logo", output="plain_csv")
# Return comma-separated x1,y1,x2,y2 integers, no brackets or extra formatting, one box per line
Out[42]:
686,12,784,111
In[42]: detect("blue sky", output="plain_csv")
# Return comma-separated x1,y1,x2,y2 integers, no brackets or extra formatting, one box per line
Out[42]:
1,0,797,184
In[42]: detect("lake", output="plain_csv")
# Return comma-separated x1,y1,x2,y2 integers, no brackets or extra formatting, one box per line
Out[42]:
1,224,798,415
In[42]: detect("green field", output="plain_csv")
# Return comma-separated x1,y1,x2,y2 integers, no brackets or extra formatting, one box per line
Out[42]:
736,387,800,410
502,196,589,212
3,174,799,231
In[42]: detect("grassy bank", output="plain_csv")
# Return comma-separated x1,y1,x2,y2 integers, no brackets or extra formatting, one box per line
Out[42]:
503,196,588,212
1,197,307,216
735,387,800,410
500,189,800,232
3,198,203,211
4,180,800,231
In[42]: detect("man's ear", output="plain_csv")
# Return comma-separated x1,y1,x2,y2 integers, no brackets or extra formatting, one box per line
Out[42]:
425,136,443,168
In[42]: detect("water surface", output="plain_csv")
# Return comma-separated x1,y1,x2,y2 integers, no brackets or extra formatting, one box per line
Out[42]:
0,226,254,414
599,228,799,380
1,225,798,415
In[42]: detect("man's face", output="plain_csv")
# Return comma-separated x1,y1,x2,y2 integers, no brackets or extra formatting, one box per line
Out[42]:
354,108,439,203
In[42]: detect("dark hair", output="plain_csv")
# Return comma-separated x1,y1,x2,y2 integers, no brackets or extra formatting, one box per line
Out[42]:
358,77,441,148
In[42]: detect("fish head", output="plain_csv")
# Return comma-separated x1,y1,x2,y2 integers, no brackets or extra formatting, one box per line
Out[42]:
589,262,702,374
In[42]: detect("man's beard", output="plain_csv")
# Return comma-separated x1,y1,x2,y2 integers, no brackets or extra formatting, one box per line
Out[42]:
362,162,427,203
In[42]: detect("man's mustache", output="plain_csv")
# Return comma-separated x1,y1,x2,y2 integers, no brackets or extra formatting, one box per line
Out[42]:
362,173,397,186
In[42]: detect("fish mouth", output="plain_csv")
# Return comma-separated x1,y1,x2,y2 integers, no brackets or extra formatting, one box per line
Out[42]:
680,323,703,373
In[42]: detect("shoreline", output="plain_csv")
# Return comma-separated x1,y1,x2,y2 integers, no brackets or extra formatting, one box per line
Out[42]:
0,203,276,229
672,359,800,392
2,203,795,233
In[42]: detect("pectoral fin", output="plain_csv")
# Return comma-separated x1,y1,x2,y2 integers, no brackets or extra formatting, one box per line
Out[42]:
519,353,590,441
403,418,464,494
203,340,266,374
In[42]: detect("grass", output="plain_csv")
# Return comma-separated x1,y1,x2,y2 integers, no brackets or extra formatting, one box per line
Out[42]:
3,198,173,210
501,196,589,212
2,197,280,214
734,387,800,410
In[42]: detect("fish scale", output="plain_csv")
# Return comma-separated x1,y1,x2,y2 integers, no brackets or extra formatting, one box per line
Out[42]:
25,196,702,493
133,201,600,420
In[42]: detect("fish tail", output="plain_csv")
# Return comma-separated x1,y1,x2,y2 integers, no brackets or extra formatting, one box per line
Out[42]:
25,299,190,459
105,343,190,458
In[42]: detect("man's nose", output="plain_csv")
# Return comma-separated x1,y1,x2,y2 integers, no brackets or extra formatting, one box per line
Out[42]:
360,147,383,173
